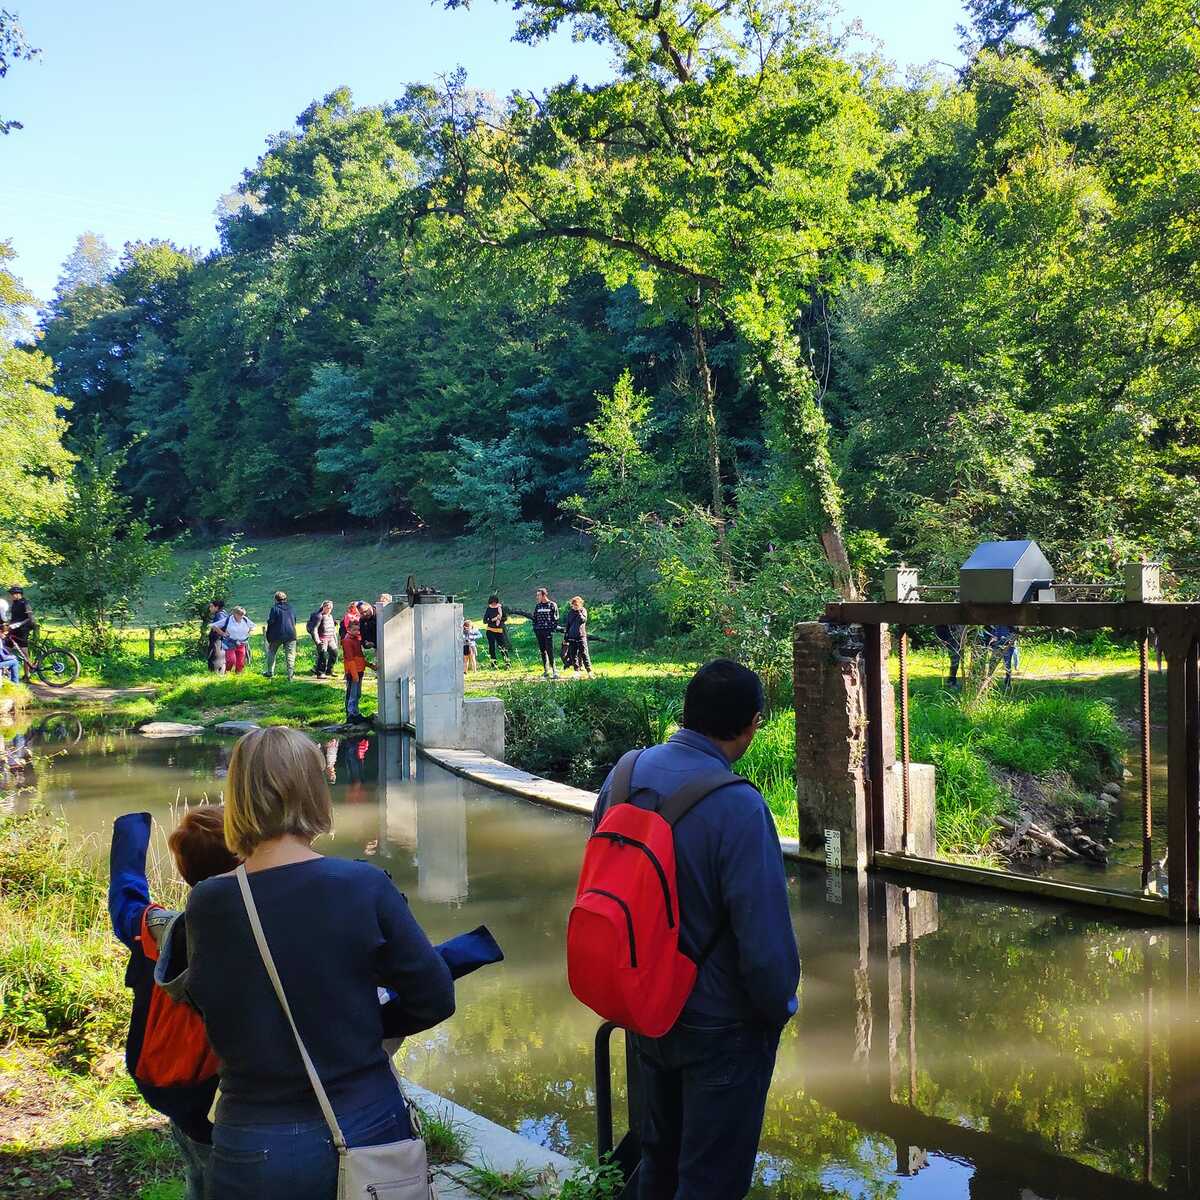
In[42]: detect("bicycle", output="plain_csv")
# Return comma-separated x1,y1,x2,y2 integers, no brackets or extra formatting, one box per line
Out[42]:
6,637,81,687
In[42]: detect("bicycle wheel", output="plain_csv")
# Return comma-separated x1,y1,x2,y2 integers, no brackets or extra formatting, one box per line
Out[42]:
34,647,81,687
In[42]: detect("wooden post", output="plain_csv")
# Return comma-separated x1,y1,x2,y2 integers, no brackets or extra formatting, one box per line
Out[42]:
148,624,156,664
1163,631,1200,922
863,623,887,861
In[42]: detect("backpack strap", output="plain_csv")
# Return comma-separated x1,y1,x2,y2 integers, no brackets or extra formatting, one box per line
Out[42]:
658,769,744,827
607,748,644,806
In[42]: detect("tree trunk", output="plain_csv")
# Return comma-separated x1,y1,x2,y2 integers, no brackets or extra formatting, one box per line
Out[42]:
690,290,728,562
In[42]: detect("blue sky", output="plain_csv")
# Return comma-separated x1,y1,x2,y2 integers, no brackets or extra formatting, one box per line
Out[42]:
0,1,968,305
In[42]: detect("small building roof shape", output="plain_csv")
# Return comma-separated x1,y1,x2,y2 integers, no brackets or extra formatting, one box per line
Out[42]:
960,540,1055,604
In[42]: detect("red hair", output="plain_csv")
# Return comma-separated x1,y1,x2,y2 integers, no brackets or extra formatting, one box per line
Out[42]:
167,806,240,886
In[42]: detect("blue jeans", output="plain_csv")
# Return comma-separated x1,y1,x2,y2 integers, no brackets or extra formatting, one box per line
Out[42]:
632,1018,780,1200
206,1091,413,1200
0,653,17,684
345,674,363,718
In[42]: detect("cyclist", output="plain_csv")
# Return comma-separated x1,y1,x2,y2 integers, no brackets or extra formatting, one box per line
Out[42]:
7,587,35,681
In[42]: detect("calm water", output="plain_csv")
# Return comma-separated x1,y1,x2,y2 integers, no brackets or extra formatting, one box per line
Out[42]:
18,727,1200,1199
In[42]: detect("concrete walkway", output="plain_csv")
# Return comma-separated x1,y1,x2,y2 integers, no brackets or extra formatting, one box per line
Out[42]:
422,745,804,861
403,1079,574,1198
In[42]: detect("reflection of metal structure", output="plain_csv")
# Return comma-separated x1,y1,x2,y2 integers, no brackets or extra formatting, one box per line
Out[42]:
831,876,1197,1197
827,554,1200,923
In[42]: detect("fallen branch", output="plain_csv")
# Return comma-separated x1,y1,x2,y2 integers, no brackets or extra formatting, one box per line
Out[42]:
995,814,1082,859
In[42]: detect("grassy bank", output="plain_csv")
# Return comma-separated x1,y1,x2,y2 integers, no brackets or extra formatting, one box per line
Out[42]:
0,806,625,1200
135,531,602,627
498,644,1134,853
0,809,187,1200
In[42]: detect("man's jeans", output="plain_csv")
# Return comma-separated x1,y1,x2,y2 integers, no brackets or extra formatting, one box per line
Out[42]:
0,653,18,684
207,1091,413,1200
632,1018,780,1200
168,1121,211,1200
264,639,296,679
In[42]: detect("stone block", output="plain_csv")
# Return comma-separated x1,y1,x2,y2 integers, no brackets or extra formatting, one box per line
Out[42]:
792,622,896,871
884,762,936,857
462,697,505,759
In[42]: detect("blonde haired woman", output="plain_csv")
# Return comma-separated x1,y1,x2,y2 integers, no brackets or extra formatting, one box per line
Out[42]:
186,727,453,1199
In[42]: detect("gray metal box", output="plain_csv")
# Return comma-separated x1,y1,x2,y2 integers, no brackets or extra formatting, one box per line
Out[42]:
960,540,1055,604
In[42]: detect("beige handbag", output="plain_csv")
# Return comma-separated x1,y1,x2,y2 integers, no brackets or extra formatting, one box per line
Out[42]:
236,865,436,1200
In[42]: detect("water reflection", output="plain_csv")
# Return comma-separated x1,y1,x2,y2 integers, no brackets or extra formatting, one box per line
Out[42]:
27,728,1200,1198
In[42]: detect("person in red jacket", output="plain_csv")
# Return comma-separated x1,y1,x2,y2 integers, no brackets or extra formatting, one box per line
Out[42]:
109,806,240,1200
340,616,374,723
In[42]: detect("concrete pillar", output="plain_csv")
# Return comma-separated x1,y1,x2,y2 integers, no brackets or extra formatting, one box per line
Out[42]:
413,600,464,748
376,601,414,730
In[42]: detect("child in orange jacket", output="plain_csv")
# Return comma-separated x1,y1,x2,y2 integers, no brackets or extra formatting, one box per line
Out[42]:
340,616,374,723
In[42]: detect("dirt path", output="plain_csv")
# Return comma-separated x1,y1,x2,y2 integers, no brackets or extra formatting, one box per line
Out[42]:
27,683,157,705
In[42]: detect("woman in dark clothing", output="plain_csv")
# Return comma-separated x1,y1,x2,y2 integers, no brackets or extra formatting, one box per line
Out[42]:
563,595,593,677
482,594,510,667
186,727,454,1200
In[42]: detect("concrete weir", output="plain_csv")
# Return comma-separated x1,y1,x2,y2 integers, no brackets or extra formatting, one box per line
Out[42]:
402,1079,574,1198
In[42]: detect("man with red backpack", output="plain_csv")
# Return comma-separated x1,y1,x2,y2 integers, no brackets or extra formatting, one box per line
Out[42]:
571,659,799,1200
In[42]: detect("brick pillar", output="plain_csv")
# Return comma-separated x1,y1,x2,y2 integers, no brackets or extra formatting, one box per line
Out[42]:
793,622,896,870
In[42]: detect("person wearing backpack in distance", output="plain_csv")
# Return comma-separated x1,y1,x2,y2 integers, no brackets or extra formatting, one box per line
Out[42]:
569,659,799,1200
108,806,241,1200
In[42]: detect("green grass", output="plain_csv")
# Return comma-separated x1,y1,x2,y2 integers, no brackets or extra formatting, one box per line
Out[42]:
134,531,602,628
737,711,798,837
417,1104,470,1164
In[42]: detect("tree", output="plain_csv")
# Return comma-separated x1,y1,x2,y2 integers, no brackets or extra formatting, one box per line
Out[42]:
432,435,541,585
0,7,38,134
563,370,666,638
419,0,913,588
172,536,258,653
0,243,74,583
31,431,173,653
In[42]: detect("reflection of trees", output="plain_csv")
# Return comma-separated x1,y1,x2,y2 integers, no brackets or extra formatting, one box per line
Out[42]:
905,896,1165,1182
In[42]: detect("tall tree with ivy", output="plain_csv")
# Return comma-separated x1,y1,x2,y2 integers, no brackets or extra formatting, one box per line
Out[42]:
419,0,914,591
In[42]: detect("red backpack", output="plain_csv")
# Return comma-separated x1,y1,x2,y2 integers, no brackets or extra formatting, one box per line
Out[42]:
567,749,740,1037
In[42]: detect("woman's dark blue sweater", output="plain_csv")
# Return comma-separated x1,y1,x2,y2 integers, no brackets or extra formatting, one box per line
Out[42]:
186,856,454,1126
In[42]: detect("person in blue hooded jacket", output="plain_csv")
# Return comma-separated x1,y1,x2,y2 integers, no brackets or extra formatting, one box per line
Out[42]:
109,806,240,1200
590,659,800,1200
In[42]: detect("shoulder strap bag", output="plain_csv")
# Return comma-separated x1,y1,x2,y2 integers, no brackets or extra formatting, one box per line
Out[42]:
235,865,437,1200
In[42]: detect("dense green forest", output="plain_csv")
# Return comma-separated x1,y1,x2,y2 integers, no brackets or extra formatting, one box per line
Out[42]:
3,0,1199,657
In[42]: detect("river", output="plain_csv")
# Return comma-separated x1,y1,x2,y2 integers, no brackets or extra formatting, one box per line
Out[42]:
14,726,1200,1199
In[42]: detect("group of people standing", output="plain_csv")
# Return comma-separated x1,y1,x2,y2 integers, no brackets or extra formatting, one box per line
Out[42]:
473,587,593,679
207,593,391,723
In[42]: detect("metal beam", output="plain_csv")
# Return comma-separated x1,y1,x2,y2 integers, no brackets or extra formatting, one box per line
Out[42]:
862,623,887,858
826,600,1200,633
874,852,1171,919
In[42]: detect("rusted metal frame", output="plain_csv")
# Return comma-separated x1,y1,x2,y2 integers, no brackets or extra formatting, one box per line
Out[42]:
863,623,887,859
1162,631,1200,922
874,851,1171,919
1141,634,1154,889
898,627,912,854
828,600,1200,634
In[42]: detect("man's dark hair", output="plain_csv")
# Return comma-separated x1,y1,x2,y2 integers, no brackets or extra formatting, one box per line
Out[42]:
488,594,500,604
9,586,22,595
682,659,765,741
211,598,225,609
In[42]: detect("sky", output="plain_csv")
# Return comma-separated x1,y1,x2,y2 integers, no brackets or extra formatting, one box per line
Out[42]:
0,0,968,306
